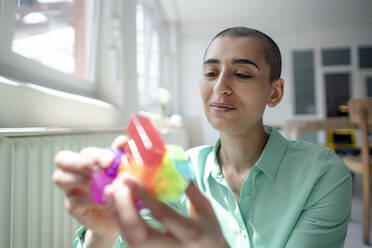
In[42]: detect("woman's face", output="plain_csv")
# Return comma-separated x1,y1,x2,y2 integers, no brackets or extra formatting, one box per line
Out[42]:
199,36,282,134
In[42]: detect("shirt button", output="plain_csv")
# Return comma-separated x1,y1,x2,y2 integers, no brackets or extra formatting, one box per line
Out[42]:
241,229,248,238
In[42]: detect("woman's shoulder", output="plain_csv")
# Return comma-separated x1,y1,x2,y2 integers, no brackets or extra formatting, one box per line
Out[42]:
282,139,351,184
285,138,338,162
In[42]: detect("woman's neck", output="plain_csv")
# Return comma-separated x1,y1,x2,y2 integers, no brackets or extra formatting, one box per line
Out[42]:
218,124,269,173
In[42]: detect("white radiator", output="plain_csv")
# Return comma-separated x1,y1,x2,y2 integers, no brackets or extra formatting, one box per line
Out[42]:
0,129,123,248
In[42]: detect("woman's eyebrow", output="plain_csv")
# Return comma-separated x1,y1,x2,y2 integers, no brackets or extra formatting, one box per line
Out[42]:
203,58,220,65
232,58,260,70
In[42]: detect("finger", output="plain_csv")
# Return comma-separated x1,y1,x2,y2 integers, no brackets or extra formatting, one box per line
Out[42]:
123,178,202,243
54,150,94,175
52,169,90,194
65,194,105,216
105,180,153,246
80,147,115,168
111,135,129,149
106,180,179,248
131,231,181,248
186,182,214,217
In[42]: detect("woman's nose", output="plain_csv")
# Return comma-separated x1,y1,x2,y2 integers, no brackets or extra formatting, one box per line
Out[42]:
214,71,232,96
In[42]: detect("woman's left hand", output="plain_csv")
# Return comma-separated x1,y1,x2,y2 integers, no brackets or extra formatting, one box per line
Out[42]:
104,176,229,248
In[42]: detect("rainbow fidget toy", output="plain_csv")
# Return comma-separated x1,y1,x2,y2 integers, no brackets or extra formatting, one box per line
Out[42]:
90,114,193,204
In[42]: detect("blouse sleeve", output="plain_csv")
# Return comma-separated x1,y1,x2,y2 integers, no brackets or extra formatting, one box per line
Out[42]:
285,151,352,248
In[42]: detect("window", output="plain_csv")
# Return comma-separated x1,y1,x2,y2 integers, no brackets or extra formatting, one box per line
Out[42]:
0,0,129,128
0,0,100,96
324,73,350,117
293,50,316,115
359,46,372,68
13,0,96,79
293,45,372,118
322,48,350,66
136,1,162,112
367,77,372,97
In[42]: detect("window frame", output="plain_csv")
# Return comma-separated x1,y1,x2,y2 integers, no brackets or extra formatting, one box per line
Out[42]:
0,0,129,128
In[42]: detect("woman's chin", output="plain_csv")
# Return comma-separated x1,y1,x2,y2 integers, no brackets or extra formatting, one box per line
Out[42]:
208,119,239,132
207,116,260,135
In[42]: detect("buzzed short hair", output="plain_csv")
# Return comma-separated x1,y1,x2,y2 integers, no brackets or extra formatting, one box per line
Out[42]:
205,27,282,82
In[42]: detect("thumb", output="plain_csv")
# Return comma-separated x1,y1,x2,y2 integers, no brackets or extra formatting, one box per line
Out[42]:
111,135,129,150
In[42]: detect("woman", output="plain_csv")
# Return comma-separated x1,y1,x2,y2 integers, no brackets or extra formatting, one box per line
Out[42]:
53,27,352,248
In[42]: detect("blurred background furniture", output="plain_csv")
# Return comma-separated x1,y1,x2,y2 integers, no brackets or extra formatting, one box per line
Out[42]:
342,98,372,244
326,129,360,156
270,118,358,140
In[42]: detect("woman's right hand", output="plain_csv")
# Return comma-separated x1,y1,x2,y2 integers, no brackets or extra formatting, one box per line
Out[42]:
52,135,128,245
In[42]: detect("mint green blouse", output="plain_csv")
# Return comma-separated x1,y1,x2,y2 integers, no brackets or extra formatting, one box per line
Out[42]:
74,126,352,248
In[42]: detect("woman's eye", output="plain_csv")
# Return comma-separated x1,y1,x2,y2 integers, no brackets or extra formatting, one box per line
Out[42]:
235,73,251,79
204,72,217,77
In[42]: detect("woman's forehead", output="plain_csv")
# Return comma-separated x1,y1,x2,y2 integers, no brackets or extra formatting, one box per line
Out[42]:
204,36,264,61
204,36,268,71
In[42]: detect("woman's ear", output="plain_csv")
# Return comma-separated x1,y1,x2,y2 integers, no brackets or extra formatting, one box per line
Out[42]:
267,78,284,108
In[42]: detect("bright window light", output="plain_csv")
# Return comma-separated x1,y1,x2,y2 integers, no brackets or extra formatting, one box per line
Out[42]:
136,3,161,112
12,0,97,80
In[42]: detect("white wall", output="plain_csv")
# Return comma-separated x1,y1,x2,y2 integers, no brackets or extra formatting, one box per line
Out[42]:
178,6,372,146
178,35,219,146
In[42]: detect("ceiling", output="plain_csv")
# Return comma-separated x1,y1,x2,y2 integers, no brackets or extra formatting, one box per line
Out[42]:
161,0,372,32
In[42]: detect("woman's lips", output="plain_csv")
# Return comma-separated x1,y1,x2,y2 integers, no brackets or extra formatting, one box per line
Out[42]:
209,102,237,113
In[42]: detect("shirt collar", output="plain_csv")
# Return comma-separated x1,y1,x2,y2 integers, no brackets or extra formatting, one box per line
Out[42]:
203,126,288,184
203,139,222,184
255,126,288,181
